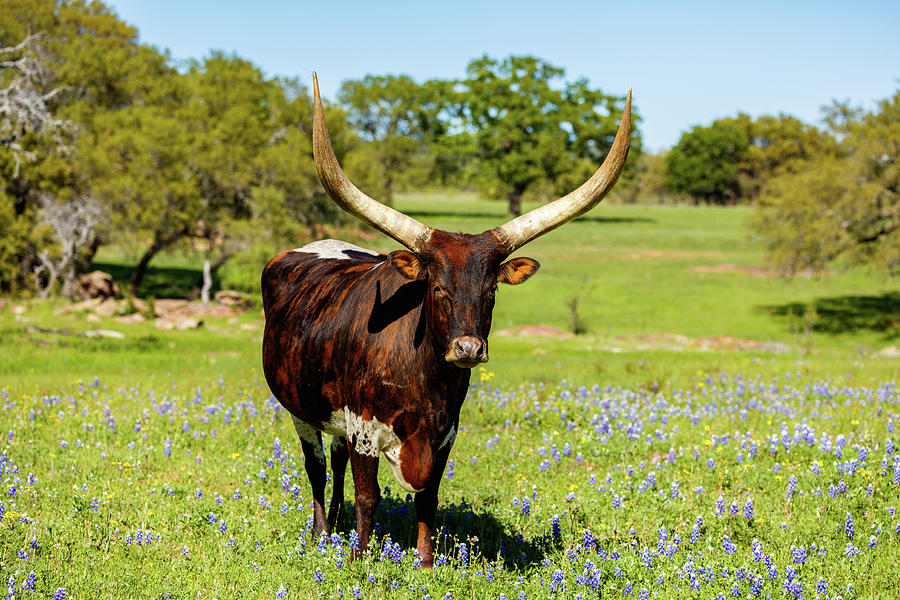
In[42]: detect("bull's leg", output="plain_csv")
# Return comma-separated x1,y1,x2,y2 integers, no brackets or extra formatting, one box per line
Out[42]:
327,436,349,530
347,448,380,560
413,440,452,569
292,416,329,534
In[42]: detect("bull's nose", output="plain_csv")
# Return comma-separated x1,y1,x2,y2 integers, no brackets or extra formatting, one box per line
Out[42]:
447,336,488,367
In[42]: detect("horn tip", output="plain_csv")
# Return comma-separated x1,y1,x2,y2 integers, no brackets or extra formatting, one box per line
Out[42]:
313,72,320,100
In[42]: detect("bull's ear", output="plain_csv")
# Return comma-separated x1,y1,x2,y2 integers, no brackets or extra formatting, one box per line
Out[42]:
389,250,426,280
498,257,540,285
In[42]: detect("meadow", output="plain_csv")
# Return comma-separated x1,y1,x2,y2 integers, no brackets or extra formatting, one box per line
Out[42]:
0,196,898,599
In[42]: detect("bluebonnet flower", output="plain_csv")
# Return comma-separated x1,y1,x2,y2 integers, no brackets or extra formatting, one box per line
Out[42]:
275,585,287,599
583,529,595,551
314,568,323,582
521,496,531,516
845,542,860,559
53,589,67,600
458,542,469,566
22,572,37,591
868,535,877,549
715,496,725,516
551,515,561,539
744,498,754,521
790,545,807,565
752,539,763,562
722,536,736,555
845,513,855,538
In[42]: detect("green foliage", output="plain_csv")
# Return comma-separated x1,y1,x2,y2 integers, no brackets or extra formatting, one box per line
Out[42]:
721,113,840,201
0,193,31,292
459,55,638,216
666,121,749,204
338,74,447,202
218,244,277,296
754,88,900,275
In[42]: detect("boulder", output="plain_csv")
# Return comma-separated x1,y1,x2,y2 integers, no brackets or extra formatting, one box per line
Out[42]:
78,271,119,299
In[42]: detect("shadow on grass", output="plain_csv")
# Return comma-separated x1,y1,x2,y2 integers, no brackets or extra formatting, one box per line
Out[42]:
403,209,655,226
338,491,549,569
92,262,220,300
765,292,900,338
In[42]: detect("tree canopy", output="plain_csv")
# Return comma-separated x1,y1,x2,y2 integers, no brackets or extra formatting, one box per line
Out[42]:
753,89,900,275
459,55,638,216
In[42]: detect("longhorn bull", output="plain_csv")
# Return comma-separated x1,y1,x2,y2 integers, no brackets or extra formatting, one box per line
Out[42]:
262,73,631,567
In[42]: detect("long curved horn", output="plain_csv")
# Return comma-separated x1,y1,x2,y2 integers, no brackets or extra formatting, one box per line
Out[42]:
312,72,431,251
492,90,632,254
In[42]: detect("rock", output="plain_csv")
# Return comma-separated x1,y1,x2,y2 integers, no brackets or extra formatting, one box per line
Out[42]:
879,345,900,357
83,329,125,339
78,271,119,299
55,298,102,315
115,313,147,324
214,290,254,311
85,314,101,323
94,298,119,317
154,319,175,331
175,317,203,330
12,304,26,315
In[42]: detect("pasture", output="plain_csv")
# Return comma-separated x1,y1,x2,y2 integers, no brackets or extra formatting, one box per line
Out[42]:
1,196,898,599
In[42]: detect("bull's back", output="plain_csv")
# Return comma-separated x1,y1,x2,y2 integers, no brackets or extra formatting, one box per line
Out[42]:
261,242,397,422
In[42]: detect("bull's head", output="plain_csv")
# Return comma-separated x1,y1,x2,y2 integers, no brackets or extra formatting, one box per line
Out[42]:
312,73,631,368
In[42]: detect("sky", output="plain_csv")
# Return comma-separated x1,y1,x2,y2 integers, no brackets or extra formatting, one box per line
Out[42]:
106,0,899,152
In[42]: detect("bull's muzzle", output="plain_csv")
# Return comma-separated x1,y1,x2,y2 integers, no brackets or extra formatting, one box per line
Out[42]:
446,336,488,368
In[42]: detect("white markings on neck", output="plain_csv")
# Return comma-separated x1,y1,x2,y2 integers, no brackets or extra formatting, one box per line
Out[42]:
292,239,380,261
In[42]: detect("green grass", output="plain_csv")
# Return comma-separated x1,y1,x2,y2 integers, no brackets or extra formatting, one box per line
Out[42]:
1,195,899,598
2,194,897,392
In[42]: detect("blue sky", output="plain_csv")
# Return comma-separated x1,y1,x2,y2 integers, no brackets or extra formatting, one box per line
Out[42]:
107,0,898,152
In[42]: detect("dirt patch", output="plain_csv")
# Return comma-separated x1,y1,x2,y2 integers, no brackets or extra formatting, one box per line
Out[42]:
494,325,574,339
610,333,789,353
53,290,256,330
691,263,774,278
622,250,725,261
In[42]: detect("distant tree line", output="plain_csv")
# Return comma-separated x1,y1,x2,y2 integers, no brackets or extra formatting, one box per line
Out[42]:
2,0,896,298
645,93,899,276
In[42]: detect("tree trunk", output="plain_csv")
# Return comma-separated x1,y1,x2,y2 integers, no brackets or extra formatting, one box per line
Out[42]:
189,251,234,301
507,188,524,217
130,235,170,296
200,259,212,303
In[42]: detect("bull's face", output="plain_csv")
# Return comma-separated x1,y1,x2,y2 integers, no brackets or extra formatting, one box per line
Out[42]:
388,230,539,368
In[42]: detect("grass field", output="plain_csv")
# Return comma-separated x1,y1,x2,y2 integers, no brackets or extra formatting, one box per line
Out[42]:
1,196,898,599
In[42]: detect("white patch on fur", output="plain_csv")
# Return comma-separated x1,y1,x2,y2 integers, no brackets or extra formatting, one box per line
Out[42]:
292,239,379,261
293,408,422,493
291,416,325,463
438,425,457,451
346,410,421,493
